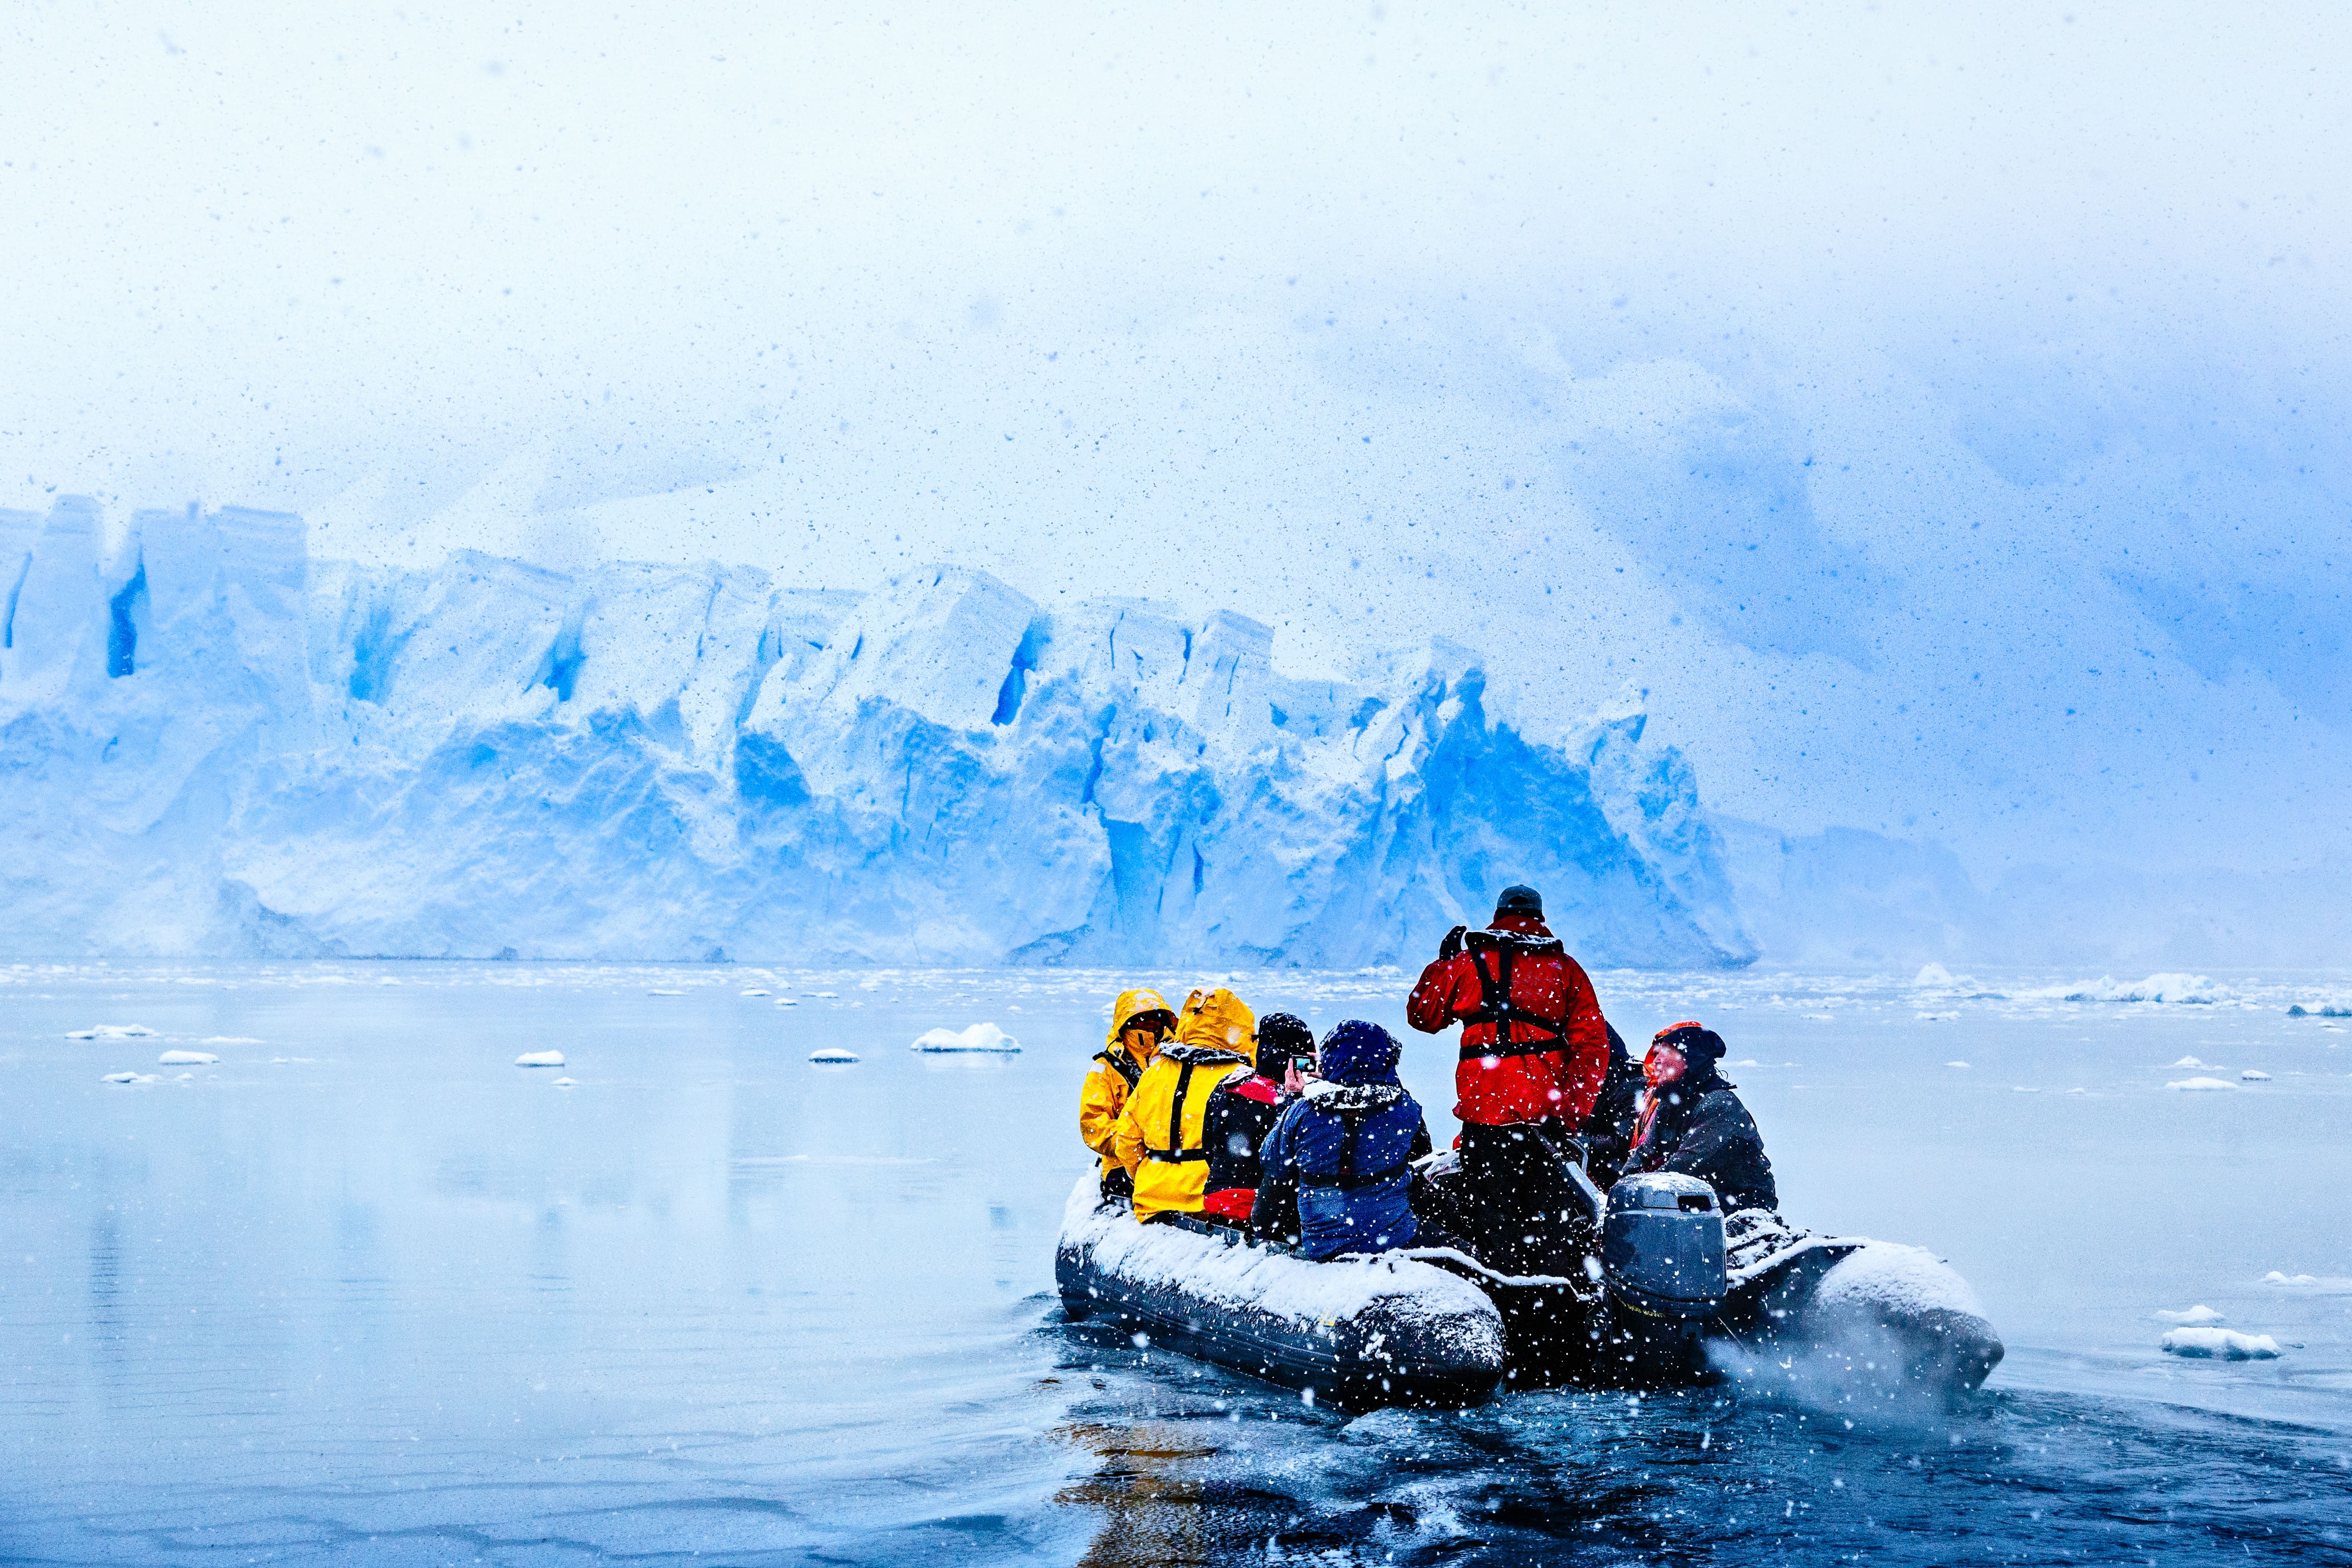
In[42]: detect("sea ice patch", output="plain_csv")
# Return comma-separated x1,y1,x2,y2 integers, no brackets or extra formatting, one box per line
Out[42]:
808,1048,860,1064
911,1023,1020,1053
2154,1305,2225,1325
157,1050,219,1065
2160,1327,2280,1360
515,1051,566,1067
67,1024,156,1040
2165,1077,2237,1092
101,1071,161,1085
2240,1069,2271,1081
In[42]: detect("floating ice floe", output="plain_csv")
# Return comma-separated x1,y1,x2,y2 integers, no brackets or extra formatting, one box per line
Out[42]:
157,1050,219,1065
101,1071,160,1084
2259,1271,2352,1291
815,991,840,999
551,1076,578,1088
67,1024,156,1040
2046,973,2225,1005
911,1023,1021,1053
2171,1055,2214,1068
2155,1305,2225,1324
515,1051,566,1067
2010,1086,2040,1093
1945,1061,1971,1069
2286,1004,2352,1017
808,1048,860,1065
775,997,799,1007
648,989,685,996
740,989,770,997
2241,1069,2272,1081
200,1036,262,1044
2166,1077,2237,1092
2160,1327,2280,1360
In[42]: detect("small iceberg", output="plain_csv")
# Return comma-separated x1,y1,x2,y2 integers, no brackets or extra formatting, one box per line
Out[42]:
1945,1061,1971,1069
2155,1305,2224,1325
2240,1069,2272,1081
158,1050,219,1066
775,997,799,1007
808,1048,861,1065
2167,1077,2237,1092
101,1071,160,1085
2265,1271,2321,1286
515,1051,566,1067
911,1023,1021,1054
551,1076,578,1088
67,1024,157,1040
2160,1327,2280,1360
741,989,771,997
648,988,685,996
2171,1055,2213,1069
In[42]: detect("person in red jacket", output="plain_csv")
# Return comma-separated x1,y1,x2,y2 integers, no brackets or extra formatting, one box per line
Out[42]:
1406,883,1612,1274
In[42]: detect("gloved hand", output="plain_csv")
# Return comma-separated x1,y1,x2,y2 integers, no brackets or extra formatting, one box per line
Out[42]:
1439,924,1467,961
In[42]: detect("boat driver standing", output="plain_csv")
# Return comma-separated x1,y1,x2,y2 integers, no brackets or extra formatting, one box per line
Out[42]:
1407,884,1612,1275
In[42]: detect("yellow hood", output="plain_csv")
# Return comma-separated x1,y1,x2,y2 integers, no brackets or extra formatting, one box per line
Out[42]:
1175,987,1257,1054
1104,987,1178,1051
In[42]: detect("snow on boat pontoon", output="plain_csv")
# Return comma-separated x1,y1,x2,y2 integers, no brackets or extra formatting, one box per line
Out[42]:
1055,1165,2003,1412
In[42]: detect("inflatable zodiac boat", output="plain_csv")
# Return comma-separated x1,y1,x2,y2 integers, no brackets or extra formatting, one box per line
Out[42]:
1054,1166,2003,1411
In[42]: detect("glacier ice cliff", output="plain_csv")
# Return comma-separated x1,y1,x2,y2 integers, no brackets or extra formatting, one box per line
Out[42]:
0,499,1753,967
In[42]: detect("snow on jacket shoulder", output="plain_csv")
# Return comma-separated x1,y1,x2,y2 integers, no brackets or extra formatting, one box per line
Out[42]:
1406,915,1610,1128
1111,1043,1248,1221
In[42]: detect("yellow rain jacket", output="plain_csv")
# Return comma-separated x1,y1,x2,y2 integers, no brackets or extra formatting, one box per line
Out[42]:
1175,987,1258,1056
1081,988,1178,1176
1112,990,1258,1219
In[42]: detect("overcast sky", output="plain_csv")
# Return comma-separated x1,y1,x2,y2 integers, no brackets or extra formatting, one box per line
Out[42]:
5,1,2347,878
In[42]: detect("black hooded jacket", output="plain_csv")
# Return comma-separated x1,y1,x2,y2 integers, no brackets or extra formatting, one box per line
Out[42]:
1628,1064,1778,1215
1580,1021,1643,1188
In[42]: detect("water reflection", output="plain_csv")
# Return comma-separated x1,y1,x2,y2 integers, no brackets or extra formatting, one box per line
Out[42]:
1054,1419,1229,1568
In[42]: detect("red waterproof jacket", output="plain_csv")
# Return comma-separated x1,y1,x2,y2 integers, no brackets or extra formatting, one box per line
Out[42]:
1406,914,1610,1127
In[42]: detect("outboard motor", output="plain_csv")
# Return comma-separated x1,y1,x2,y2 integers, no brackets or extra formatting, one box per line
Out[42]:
1602,1173,1728,1320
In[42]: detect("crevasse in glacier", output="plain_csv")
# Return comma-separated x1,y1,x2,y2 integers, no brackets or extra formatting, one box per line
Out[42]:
0,498,1753,966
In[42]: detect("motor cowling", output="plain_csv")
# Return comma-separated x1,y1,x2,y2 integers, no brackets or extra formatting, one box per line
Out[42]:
1602,1173,1728,1320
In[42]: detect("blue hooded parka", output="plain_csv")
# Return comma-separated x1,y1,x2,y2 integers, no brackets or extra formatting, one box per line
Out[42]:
1251,1020,1434,1260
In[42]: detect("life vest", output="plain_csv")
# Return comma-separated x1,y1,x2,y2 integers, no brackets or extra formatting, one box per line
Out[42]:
1092,1046,1143,1094
1455,928,1571,1062
1140,1046,1243,1164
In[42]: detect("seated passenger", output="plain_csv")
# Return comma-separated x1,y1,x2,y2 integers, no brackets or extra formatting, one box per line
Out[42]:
1627,1022,1779,1215
1579,1021,1643,1190
1251,1020,1434,1259
1200,1012,1314,1226
1081,989,1178,1199
1111,988,1257,1221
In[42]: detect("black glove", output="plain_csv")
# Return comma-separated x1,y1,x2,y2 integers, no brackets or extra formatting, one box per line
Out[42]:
1439,924,1466,962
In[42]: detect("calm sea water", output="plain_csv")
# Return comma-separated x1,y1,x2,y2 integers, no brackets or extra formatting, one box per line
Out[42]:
4,961,2349,1564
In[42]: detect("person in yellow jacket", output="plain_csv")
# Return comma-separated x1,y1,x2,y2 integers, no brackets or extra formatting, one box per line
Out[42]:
1081,988,1180,1197
1111,988,1258,1220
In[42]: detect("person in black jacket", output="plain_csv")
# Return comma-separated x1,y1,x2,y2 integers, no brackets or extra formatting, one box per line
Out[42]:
1627,1022,1778,1215
1200,1012,1313,1227
1579,1020,1643,1191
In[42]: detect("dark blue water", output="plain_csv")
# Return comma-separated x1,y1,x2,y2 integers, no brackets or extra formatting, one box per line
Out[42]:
4,962,2348,1563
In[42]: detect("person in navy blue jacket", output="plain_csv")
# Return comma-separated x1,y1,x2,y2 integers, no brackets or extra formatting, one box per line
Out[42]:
1250,1020,1434,1259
